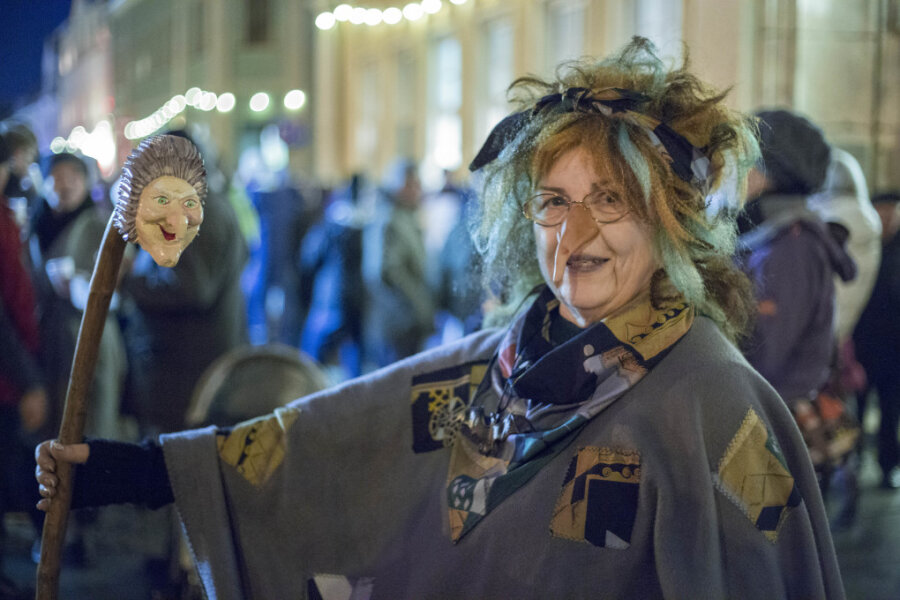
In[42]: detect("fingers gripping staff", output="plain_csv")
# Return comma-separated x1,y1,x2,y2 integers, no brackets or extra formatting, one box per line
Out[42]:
35,135,206,600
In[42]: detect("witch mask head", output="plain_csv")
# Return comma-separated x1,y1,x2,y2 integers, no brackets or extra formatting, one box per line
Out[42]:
114,134,207,267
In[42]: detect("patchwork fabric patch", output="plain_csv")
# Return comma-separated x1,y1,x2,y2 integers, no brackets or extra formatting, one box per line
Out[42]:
410,361,489,453
308,574,374,600
216,406,300,486
715,407,801,542
550,446,641,549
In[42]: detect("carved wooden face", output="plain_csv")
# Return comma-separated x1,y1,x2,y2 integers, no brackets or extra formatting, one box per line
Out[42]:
136,175,203,267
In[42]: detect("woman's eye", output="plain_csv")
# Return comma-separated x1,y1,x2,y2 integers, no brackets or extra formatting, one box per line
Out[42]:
155,196,169,206
542,195,568,209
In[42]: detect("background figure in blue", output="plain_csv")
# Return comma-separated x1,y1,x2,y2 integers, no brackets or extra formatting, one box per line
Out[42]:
242,151,310,346
853,192,900,489
299,173,371,380
738,109,857,486
363,159,434,368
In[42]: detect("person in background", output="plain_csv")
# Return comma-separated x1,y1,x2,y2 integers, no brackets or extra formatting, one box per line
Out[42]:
1,121,42,226
738,109,858,497
853,191,900,489
299,173,371,380
805,148,881,526
0,127,46,600
120,130,249,435
27,152,126,441
363,159,435,367
36,38,844,598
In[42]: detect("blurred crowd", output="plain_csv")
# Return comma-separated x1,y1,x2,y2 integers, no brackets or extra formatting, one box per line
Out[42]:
1,110,899,598
0,121,485,597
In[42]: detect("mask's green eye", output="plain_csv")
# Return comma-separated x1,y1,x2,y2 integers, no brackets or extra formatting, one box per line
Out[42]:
155,196,169,206
183,198,199,209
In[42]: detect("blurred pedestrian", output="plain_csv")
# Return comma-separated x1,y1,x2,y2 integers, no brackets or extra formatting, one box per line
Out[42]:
120,130,248,435
363,160,435,367
738,109,858,482
0,127,46,600
27,152,126,440
853,191,900,489
299,173,370,380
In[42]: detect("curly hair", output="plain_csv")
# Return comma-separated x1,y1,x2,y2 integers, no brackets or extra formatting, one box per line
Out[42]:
470,37,759,343
113,134,207,242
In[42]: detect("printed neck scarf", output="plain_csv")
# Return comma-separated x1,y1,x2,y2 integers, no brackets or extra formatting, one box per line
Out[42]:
446,286,693,542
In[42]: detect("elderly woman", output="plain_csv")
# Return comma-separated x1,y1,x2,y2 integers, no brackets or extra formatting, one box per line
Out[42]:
37,38,843,599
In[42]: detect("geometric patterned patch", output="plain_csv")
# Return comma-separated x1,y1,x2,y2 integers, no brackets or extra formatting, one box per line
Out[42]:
307,574,374,600
550,446,641,549
714,407,802,542
216,406,300,486
410,360,489,453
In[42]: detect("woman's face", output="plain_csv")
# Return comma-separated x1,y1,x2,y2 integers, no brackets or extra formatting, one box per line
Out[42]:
136,175,203,267
533,146,658,326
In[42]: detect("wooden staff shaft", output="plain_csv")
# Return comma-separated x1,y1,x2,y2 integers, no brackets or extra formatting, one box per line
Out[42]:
36,217,126,600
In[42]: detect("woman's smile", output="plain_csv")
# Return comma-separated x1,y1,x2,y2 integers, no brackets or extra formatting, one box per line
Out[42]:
566,253,608,272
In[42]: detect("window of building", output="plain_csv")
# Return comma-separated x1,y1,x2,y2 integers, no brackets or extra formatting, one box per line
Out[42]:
395,51,417,159
244,0,270,45
479,16,514,148
192,0,205,55
355,60,379,167
544,0,586,74
427,35,462,172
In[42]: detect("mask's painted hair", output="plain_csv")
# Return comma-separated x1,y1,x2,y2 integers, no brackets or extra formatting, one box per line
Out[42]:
470,36,760,342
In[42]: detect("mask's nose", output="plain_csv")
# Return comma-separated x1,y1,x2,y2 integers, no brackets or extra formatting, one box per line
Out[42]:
165,209,189,234
561,202,600,241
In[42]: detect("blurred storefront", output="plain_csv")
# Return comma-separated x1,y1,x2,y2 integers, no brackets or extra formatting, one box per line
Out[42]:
11,0,900,191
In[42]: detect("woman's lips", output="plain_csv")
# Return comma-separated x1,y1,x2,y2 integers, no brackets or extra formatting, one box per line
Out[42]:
566,254,608,272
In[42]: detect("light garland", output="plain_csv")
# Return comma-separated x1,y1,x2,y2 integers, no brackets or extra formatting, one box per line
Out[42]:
122,87,307,140
315,0,467,30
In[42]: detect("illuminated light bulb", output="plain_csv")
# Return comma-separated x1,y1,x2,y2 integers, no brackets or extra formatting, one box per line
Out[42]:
249,92,270,112
315,12,336,30
216,92,236,112
450,0,466,4
50,137,67,153
170,94,186,112
283,89,306,110
421,0,441,14
383,7,402,24
333,4,352,21
184,87,202,106
198,91,218,111
403,3,423,20
365,8,383,25
350,7,366,24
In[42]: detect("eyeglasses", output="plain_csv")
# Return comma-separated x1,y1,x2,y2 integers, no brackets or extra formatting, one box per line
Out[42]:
522,190,629,227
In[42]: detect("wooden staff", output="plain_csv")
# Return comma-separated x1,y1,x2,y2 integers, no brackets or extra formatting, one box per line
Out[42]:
35,134,207,600
35,217,126,600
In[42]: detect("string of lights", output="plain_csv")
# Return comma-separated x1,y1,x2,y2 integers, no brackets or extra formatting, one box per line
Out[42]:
315,0,468,30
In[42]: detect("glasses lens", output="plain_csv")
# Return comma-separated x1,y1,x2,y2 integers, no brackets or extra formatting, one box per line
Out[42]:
526,193,568,225
586,191,627,222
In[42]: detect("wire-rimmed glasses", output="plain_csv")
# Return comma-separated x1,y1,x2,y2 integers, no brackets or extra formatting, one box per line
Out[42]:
522,190,629,227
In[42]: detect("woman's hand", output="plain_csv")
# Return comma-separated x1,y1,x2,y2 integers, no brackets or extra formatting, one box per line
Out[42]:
34,440,90,512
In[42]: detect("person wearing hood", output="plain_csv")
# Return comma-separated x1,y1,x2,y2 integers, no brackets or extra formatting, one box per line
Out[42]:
738,109,857,475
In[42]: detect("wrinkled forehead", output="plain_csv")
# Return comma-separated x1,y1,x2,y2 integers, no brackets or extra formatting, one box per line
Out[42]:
141,175,200,200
